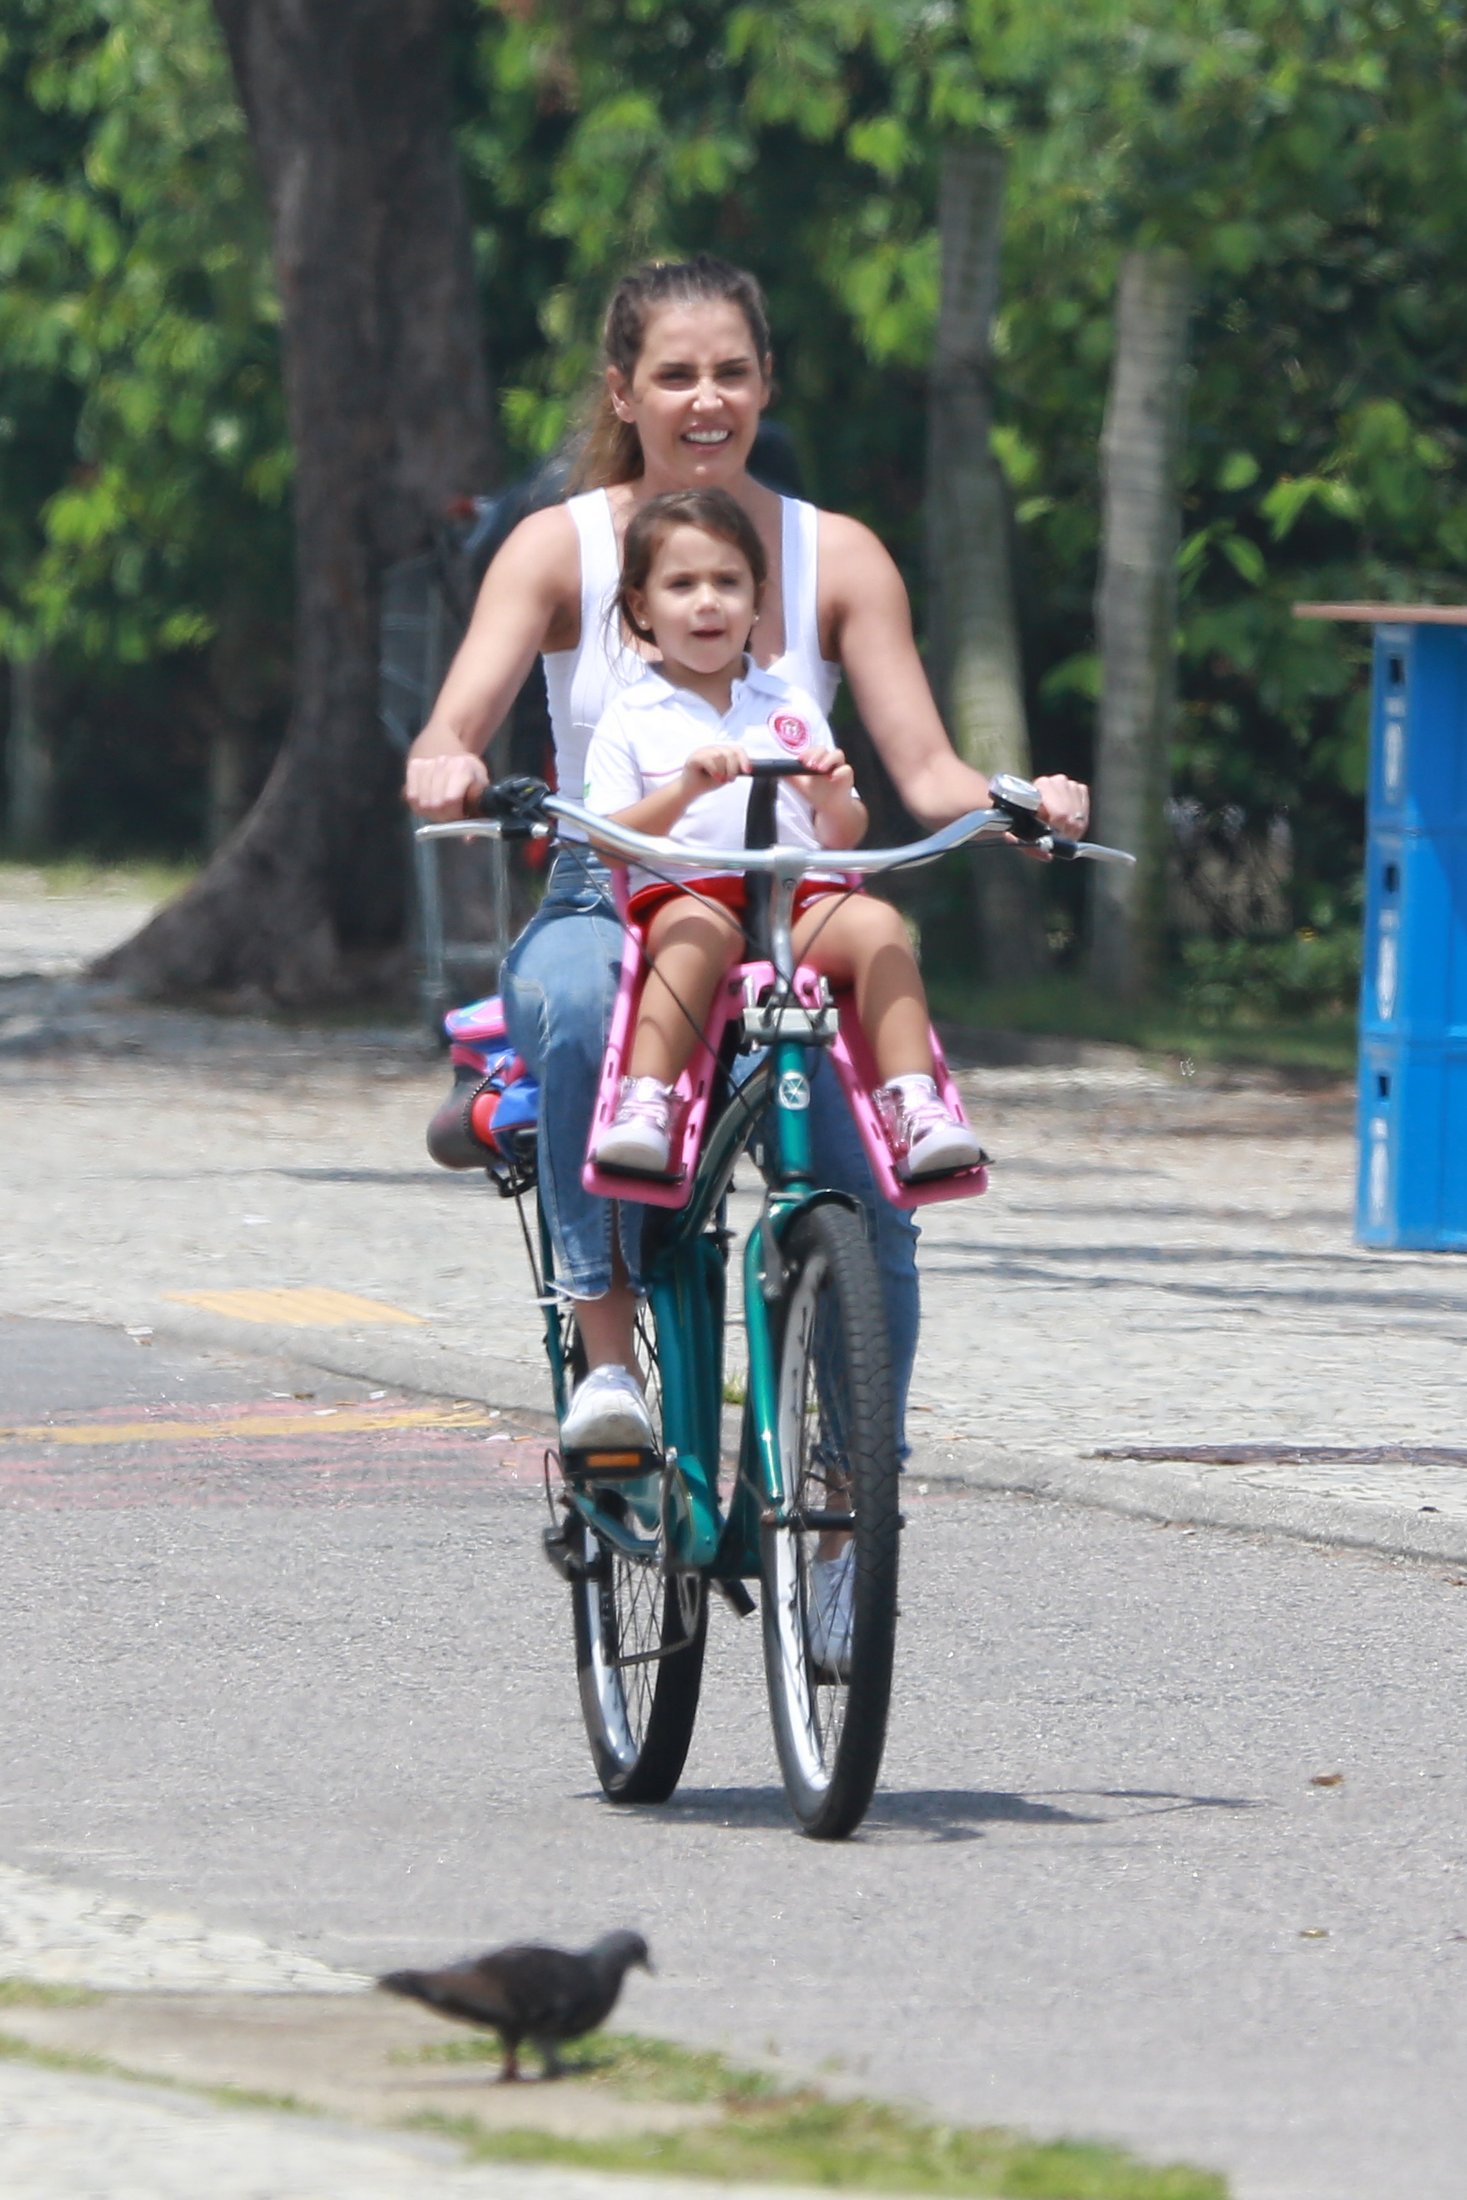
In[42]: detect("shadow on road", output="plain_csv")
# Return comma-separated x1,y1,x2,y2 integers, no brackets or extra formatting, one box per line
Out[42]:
627,1783,1263,1843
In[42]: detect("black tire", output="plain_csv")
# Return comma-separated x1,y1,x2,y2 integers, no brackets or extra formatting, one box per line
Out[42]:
760,1201,899,1838
570,1292,707,1802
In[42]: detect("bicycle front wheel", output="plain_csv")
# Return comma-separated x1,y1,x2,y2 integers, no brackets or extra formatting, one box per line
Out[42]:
570,1293,707,1803
760,1201,900,1839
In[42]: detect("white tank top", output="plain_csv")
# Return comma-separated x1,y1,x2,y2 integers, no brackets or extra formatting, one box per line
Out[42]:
541,489,841,809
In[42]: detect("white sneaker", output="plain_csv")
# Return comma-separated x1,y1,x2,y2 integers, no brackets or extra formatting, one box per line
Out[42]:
875,1074,988,1180
592,1076,676,1174
560,1364,655,1450
807,1546,855,1677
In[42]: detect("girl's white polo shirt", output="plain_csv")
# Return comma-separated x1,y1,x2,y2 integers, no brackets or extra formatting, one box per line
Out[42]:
584,660,844,897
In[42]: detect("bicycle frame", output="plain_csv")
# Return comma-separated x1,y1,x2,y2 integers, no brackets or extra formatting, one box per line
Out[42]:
420,778,1132,1589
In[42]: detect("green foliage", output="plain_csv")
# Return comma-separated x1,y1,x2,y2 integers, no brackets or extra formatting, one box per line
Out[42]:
971,0,1467,934
0,0,290,670
925,967,1357,1076
8,0,1467,977
1179,925,1362,1026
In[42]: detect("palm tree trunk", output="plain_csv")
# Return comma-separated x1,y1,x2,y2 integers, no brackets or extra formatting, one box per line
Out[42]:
924,134,1047,982
1087,246,1191,1001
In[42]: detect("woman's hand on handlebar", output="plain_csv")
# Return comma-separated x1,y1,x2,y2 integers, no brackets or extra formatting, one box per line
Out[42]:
404,749,489,821
1032,773,1090,840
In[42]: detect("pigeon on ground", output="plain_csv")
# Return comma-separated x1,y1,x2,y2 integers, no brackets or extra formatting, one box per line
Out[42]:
377,1929,652,2080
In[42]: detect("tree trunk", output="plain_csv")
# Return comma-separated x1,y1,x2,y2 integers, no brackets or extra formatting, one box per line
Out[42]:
6,656,56,855
97,0,494,1003
923,134,1048,984
1087,246,1191,1002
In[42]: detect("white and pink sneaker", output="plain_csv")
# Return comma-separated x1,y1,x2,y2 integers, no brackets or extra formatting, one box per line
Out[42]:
592,1075,677,1175
875,1074,988,1180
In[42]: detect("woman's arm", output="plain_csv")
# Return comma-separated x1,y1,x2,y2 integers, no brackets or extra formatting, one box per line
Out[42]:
404,506,580,819
818,512,1089,836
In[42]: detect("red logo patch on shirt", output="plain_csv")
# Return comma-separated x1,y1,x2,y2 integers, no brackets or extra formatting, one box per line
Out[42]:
770,712,809,752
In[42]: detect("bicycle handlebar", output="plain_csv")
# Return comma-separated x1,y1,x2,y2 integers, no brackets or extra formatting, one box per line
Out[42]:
415,772,1135,875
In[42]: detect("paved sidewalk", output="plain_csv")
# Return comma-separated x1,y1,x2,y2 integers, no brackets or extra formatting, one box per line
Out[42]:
0,2071,794,2200
2,948,1464,1567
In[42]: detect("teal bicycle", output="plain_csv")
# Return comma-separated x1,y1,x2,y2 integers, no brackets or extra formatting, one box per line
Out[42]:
421,770,1130,1839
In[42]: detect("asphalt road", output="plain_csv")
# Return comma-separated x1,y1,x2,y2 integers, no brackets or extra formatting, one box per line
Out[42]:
4,1316,1466,2200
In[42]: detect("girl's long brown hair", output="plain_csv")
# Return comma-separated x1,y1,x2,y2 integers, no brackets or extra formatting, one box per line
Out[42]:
569,257,772,493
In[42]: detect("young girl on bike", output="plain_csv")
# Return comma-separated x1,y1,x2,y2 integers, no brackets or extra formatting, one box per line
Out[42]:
584,488,988,1188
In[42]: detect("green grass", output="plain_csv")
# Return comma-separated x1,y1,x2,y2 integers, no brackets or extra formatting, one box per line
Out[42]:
926,972,1355,1080
0,1997,1226,2196
405,2031,1228,2198
0,855,198,901
0,1978,100,2008
0,2025,309,2116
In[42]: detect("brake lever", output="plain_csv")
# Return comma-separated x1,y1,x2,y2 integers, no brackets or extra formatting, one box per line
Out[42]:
1037,832,1136,866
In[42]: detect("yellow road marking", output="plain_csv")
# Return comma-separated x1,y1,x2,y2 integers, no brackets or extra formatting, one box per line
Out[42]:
165,1287,424,1328
0,1407,497,1447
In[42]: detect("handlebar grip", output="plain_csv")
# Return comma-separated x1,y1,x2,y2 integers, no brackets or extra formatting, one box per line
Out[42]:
473,775,551,834
745,757,809,779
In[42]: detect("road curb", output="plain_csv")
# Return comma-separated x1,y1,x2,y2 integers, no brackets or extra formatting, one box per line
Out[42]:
915,1443,1467,1571
78,1300,1467,1577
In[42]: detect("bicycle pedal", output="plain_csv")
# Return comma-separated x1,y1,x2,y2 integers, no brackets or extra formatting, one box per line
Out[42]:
561,1444,661,1481
713,1578,756,1619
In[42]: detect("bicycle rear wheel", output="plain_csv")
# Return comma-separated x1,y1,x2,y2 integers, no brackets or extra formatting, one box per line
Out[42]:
570,1293,707,1802
760,1201,899,1838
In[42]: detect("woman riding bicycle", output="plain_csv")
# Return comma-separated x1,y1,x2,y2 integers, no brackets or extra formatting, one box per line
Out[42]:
403,253,1089,1452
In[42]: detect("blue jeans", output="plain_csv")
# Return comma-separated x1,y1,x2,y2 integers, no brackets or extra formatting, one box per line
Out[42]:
499,846,643,1299
499,848,920,1444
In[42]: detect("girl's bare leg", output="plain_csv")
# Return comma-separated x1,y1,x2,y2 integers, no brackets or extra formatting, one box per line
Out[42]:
626,897,745,1083
792,894,933,1083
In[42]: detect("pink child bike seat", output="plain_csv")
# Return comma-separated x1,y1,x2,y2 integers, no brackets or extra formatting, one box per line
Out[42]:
582,920,987,1213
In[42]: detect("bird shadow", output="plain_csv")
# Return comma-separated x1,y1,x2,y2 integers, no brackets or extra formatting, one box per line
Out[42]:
391,2059,591,2089
626,1783,1262,1844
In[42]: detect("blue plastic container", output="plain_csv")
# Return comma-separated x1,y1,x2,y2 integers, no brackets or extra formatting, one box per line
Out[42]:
1368,623,1467,831
1358,826,1467,1041
1299,606,1467,1246
1304,611,1467,1248
1355,1035,1467,1249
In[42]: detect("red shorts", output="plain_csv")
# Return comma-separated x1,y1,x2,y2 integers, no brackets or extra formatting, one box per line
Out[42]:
626,874,847,930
